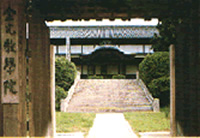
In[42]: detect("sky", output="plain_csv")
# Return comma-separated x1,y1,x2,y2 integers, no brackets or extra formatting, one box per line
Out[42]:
46,18,159,26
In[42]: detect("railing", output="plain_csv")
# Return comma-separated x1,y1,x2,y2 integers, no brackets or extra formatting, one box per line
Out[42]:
137,78,160,112
137,79,154,103
60,71,80,112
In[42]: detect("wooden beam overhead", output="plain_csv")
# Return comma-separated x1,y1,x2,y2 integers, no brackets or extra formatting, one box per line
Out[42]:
32,0,172,21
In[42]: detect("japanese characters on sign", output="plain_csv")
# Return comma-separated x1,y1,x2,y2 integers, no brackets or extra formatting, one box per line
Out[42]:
1,5,19,103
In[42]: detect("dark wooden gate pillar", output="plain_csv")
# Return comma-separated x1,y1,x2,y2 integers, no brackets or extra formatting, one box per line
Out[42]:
175,1,200,136
0,0,3,136
29,11,55,137
0,0,27,136
170,45,176,136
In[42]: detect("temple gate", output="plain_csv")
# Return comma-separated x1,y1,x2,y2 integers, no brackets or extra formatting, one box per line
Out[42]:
0,0,199,137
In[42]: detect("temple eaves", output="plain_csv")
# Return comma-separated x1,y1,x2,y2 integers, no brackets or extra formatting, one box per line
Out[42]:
50,25,159,39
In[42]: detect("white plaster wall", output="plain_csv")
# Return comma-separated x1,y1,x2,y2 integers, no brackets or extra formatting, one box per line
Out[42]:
58,44,154,55
83,45,95,54
71,45,81,54
119,45,143,54
145,45,154,53
58,46,66,54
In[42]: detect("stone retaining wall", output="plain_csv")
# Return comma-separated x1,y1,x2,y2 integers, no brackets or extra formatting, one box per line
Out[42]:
137,79,160,112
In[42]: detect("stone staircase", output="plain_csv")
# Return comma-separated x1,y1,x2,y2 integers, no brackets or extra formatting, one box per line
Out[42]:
66,79,153,112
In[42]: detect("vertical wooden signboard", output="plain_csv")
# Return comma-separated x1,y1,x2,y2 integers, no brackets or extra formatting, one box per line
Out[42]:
1,0,19,104
1,0,26,136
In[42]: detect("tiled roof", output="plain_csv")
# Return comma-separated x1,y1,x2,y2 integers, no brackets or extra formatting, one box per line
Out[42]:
50,26,159,39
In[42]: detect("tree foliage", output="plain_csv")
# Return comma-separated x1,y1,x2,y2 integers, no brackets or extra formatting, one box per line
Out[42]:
55,57,77,110
139,52,170,107
151,18,177,51
55,57,77,91
148,76,170,107
139,52,169,84
55,86,67,111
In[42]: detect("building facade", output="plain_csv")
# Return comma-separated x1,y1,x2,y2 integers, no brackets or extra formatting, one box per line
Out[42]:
50,25,158,78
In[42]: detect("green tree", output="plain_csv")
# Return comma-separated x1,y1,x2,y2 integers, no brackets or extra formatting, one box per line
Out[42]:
55,57,77,91
148,76,170,107
151,18,177,51
55,57,77,110
139,52,170,107
55,86,67,110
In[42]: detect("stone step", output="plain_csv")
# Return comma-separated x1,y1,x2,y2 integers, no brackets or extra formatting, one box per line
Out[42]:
66,79,152,112
66,106,153,113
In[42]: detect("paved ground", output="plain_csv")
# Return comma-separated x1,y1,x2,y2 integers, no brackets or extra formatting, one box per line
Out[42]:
56,131,171,138
139,132,170,138
86,113,138,138
56,132,84,138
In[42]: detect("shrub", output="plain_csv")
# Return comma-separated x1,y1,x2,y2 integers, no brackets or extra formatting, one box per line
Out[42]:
112,74,126,79
161,106,170,118
55,86,67,111
88,75,103,79
55,57,77,91
148,76,170,107
139,52,170,107
55,57,77,110
139,52,169,85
